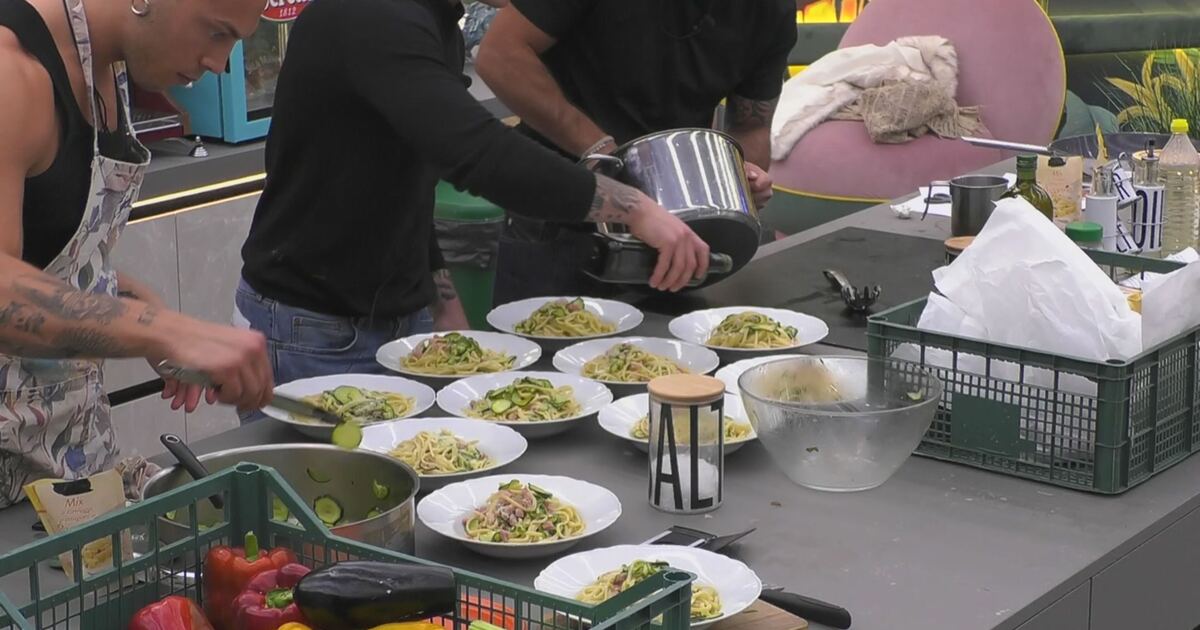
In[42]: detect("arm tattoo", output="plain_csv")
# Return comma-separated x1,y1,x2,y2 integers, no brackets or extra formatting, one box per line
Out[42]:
0,302,47,335
432,269,458,304
52,328,125,357
586,175,643,223
13,274,128,324
0,274,139,358
137,306,159,326
725,95,778,130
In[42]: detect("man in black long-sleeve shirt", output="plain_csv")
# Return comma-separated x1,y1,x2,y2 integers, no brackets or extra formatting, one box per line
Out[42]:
237,0,707,406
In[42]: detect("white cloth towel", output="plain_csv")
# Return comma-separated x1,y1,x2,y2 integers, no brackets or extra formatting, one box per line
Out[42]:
770,35,960,161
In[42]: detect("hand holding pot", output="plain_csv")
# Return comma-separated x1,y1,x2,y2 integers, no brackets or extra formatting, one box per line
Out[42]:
626,199,711,292
744,162,773,207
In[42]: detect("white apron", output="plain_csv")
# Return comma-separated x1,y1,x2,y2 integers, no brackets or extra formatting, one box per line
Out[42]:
0,0,150,507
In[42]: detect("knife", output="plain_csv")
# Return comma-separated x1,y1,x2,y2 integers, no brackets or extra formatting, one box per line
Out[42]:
155,361,344,426
760,583,852,629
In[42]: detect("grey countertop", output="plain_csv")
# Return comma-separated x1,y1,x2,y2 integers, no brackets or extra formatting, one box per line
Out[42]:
4,175,1200,630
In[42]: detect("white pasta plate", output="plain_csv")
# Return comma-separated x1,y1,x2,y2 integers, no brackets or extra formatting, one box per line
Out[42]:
376,331,542,382
487,297,644,342
668,306,828,355
552,337,720,386
534,544,762,628
597,393,756,454
436,371,613,439
359,417,528,492
417,473,621,560
264,374,436,440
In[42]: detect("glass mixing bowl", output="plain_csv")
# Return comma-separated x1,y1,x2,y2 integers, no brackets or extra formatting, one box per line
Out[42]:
738,356,942,492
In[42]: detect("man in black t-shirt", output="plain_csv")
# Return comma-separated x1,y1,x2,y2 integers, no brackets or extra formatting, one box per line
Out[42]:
476,0,797,305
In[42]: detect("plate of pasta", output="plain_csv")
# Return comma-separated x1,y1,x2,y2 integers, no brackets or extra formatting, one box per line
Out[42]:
487,297,643,343
552,338,720,390
360,417,527,491
376,331,541,381
437,371,613,439
668,307,828,355
597,393,756,454
265,374,436,440
417,474,621,559
534,544,761,628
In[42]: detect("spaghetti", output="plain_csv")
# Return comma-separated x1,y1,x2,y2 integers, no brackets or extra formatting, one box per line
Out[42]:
630,415,752,442
576,559,723,621
582,343,685,383
705,312,798,349
402,332,515,375
467,377,582,422
514,298,616,337
773,360,843,403
388,429,492,474
462,480,585,543
297,386,413,423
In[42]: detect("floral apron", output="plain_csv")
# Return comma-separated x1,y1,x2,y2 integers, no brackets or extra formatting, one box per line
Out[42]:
0,0,150,507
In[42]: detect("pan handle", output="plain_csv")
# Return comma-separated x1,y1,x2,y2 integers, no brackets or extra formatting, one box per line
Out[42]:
160,434,223,510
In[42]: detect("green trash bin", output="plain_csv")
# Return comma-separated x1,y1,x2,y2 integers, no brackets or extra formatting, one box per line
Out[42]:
434,181,505,329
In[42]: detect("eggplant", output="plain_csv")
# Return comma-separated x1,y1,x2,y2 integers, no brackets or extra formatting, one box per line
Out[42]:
294,561,456,629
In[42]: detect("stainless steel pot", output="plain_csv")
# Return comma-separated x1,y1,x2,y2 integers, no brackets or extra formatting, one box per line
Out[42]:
143,444,419,553
585,128,762,288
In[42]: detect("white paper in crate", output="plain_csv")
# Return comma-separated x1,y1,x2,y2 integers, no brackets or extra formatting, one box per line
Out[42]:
1143,259,1200,350
894,198,1141,451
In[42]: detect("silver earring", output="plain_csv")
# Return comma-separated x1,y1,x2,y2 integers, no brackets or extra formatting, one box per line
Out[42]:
130,0,151,17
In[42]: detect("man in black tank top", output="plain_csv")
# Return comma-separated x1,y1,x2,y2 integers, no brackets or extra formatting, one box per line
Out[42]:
0,0,276,429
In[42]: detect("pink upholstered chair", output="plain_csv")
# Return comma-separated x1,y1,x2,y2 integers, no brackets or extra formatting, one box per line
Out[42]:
767,0,1065,234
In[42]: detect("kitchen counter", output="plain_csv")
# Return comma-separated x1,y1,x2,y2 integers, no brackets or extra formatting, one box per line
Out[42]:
3,184,1200,630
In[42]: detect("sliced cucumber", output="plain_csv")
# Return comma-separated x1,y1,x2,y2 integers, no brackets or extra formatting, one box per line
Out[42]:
331,421,363,450
313,495,343,526
490,399,513,414
272,496,289,521
332,385,365,405
371,479,390,500
365,507,383,519
306,467,332,483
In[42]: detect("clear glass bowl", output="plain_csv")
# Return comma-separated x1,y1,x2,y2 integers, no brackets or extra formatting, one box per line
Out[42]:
738,356,943,492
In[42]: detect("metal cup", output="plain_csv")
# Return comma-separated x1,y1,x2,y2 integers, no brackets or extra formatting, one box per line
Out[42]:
931,175,1011,236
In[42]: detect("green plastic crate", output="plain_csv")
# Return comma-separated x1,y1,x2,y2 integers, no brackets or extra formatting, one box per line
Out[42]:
867,249,1199,494
0,464,694,629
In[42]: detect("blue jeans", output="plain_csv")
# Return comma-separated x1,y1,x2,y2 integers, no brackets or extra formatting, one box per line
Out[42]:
234,279,433,424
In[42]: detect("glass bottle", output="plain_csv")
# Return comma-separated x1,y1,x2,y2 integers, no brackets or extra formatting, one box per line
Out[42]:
1003,155,1055,221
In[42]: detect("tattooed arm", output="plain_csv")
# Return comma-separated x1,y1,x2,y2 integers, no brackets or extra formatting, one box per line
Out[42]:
475,5,611,158
427,232,469,331
723,95,777,171
586,175,712,292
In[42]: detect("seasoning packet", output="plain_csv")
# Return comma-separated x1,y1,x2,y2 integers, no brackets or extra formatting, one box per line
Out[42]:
25,469,133,581
1038,155,1083,227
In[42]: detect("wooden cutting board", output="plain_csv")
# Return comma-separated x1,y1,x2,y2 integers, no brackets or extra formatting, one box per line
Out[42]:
712,600,808,629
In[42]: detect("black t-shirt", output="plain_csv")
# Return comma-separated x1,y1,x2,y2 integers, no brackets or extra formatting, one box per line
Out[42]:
241,0,596,318
512,0,797,149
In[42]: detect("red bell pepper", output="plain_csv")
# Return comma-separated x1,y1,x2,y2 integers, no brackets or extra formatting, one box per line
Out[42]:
129,595,215,630
230,563,311,630
202,531,297,630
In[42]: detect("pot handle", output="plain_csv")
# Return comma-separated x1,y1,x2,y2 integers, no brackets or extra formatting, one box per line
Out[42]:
579,153,624,171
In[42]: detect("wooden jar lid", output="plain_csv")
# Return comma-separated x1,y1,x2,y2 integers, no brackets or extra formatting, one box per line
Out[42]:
648,374,725,404
944,236,976,255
